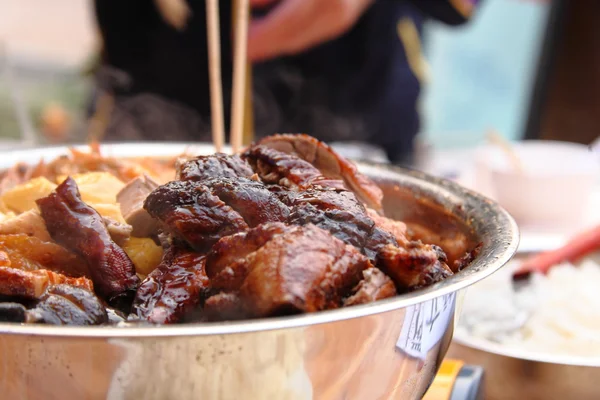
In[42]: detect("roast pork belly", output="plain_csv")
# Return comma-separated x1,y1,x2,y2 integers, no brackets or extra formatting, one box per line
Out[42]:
243,145,345,191
376,242,453,292
144,180,249,251
27,284,108,326
343,267,397,306
177,153,253,182
205,223,372,318
254,133,384,211
144,178,289,251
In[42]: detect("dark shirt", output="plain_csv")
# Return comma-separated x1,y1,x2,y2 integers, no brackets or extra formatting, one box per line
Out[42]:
93,0,478,163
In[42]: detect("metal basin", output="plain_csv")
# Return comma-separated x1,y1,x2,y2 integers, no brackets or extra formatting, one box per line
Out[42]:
0,143,519,400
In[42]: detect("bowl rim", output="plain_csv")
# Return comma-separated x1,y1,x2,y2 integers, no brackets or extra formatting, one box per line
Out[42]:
453,331,600,367
476,140,600,177
0,142,519,338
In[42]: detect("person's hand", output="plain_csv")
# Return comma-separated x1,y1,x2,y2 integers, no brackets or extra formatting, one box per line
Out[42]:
247,0,374,62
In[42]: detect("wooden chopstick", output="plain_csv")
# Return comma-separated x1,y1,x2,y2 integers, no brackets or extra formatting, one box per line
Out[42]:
486,129,524,173
205,0,225,152
243,63,255,146
230,0,250,153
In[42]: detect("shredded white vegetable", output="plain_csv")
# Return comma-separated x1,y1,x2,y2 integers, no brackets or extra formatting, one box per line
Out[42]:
457,258,600,358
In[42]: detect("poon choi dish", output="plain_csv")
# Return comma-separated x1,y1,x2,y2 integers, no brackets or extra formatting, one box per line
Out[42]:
0,134,477,326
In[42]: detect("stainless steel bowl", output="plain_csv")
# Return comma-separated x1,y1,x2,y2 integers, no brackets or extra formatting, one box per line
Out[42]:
0,143,518,400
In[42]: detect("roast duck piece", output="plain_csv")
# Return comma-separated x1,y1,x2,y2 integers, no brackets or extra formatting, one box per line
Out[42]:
0,134,474,326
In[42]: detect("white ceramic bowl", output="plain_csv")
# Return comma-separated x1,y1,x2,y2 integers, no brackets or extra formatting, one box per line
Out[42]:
475,140,599,226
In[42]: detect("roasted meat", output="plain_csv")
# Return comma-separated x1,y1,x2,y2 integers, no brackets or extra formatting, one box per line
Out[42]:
0,302,27,323
205,222,289,290
0,133,475,326
144,177,290,250
255,134,384,211
177,153,253,181
376,243,452,291
203,292,245,321
144,180,249,251
27,284,108,326
285,187,376,251
344,267,397,306
130,247,209,324
203,178,289,228
36,177,139,307
148,143,455,301
366,208,408,245
239,223,370,316
243,145,345,190
205,223,371,318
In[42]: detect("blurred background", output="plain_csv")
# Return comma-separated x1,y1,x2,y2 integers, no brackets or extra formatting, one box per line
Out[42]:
0,0,597,149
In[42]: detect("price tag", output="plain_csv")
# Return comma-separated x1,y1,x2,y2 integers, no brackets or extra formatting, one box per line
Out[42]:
396,293,456,360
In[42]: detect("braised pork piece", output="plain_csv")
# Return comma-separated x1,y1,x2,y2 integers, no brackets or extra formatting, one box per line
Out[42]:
0,134,476,326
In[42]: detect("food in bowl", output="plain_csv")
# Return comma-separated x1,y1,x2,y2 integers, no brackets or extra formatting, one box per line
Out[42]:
0,134,479,326
457,256,600,358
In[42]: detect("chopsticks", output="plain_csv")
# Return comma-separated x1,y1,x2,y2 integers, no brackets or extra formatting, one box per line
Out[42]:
513,223,600,281
205,0,250,153
230,0,250,153
205,0,225,152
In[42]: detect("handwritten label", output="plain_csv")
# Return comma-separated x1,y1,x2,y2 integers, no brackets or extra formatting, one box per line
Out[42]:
396,293,456,360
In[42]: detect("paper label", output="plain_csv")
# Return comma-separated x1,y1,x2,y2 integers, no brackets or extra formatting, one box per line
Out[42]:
396,293,456,360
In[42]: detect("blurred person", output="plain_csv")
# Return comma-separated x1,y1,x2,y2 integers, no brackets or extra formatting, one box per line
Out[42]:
91,0,481,164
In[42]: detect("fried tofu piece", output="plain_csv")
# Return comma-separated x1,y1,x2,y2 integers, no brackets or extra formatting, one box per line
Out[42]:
1,177,57,213
122,237,164,276
58,172,125,205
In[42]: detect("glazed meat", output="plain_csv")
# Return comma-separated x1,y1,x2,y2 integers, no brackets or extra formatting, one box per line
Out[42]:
366,208,408,245
177,153,253,181
255,134,384,211
344,267,397,306
148,145,455,300
206,223,371,318
285,187,376,251
27,284,108,326
144,180,249,251
0,284,107,325
203,292,246,321
376,243,452,291
130,247,209,324
203,178,289,227
239,224,371,316
0,133,476,326
144,178,289,250
206,222,289,291
36,177,139,307
243,145,345,190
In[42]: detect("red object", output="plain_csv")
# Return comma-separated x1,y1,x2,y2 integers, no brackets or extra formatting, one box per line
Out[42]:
514,224,600,280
